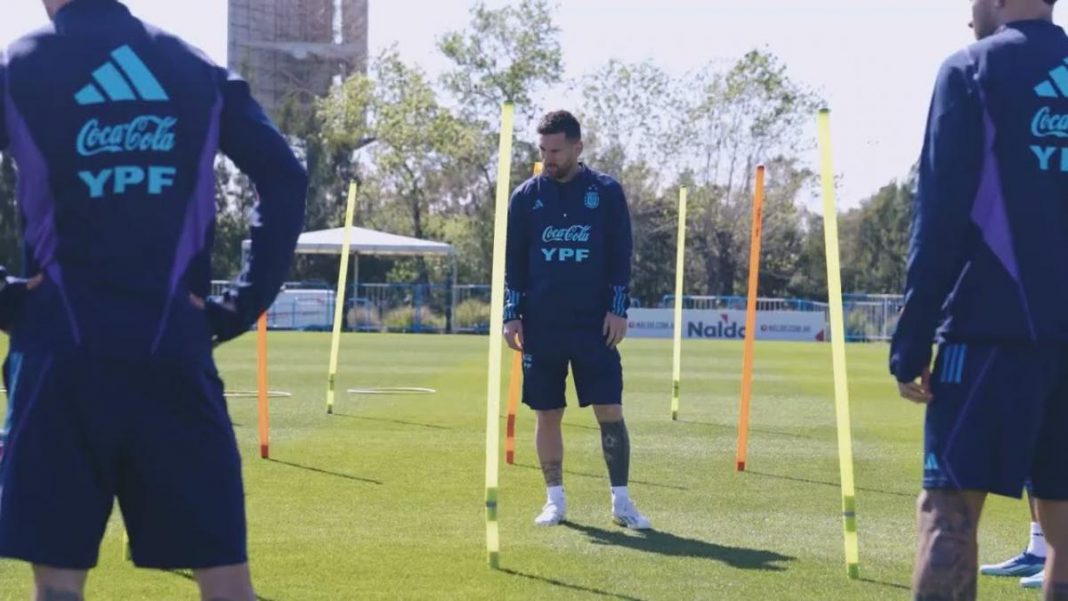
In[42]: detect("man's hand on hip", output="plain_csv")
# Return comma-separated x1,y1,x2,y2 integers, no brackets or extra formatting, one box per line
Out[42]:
898,367,933,404
504,320,524,352
603,313,627,348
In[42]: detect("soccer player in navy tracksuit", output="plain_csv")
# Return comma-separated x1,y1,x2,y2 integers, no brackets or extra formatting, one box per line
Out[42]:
890,1,1068,598
0,0,307,598
503,111,650,530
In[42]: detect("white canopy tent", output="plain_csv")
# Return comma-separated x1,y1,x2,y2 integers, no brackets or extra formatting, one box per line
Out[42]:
241,226,458,330
280,226,455,258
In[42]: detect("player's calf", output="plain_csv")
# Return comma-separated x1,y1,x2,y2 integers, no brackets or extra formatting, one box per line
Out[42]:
33,566,87,601
912,490,985,601
194,564,256,601
534,409,566,526
1036,499,1068,601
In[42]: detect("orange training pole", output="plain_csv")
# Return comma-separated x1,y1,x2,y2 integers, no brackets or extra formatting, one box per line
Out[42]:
505,350,522,464
504,161,542,465
736,165,765,472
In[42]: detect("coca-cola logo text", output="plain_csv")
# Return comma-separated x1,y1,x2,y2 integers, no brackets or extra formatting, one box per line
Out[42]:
542,225,591,243
77,116,178,157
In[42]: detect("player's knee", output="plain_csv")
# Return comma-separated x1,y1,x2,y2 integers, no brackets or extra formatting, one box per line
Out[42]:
535,408,565,427
916,490,980,540
592,404,623,423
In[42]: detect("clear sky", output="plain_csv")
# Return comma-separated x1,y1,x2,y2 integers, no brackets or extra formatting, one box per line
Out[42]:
3,0,1064,209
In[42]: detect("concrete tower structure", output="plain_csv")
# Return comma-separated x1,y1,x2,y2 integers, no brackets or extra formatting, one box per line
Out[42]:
228,0,368,120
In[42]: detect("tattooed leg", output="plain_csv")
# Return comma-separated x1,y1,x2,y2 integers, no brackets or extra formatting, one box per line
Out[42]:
592,405,627,487
1036,499,1068,601
32,567,86,601
598,420,630,487
195,564,256,601
912,489,986,601
535,409,565,487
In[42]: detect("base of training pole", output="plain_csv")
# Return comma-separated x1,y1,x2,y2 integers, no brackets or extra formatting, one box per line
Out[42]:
260,445,269,459
848,563,859,579
505,451,514,465
488,552,499,569
671,411,677,421
327,406,333,415
736,461,746,472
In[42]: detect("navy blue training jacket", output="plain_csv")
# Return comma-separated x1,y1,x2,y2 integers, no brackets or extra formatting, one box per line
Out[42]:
0,0,307,358
892,20,1068,381
504,164,633,330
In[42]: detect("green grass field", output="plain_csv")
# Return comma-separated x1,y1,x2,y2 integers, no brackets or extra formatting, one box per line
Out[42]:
0,334,1043,600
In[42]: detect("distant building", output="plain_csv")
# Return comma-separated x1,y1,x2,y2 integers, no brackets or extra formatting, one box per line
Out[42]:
228,0,368,120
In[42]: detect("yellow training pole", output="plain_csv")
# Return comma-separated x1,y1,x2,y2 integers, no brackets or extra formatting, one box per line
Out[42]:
484,102,514,569
736,165,765,471
326,182,358,414
670,187,688,420
818,108,860,580
257,312,270,459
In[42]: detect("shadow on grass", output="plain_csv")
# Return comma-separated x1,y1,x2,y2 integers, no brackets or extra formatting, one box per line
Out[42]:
165,570,278,601
266,458,383,485
562,421,601,432
745,469,914,499
332,412,449,430
512,462,687,491
858,577,910,591
675,419,819,441
563,522,794,572
498,568,647,601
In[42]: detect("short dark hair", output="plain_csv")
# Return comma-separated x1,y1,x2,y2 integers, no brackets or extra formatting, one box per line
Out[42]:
537,110,581,140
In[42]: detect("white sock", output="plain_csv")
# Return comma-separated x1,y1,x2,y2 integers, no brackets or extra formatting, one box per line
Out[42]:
1028,522,1047,558
547,486,565,506
611,486,630,510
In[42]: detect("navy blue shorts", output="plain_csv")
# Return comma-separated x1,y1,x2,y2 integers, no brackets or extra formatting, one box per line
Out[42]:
923,343,1068,500
521,326,623,411
0,350,246,569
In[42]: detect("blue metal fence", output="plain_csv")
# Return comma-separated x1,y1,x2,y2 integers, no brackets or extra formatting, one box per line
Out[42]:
215,281,904,340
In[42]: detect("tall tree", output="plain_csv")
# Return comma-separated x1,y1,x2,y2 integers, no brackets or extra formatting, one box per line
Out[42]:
438,0,563,123
576,59,679,172
676,50,821,296
211,158,259,279
320,48,483,283
750,157,814,297
789,211,829,301
434,0,565,282
840,169,915,294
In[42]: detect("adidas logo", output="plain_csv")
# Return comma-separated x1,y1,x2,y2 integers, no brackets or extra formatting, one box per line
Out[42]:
1034,59,1068,98
75,45,169,106
924,453,939,472
533,199,544,211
